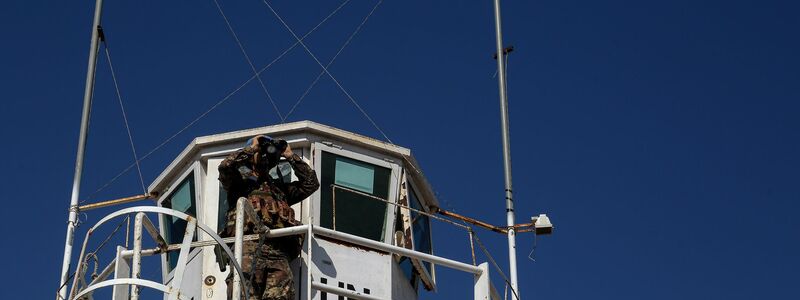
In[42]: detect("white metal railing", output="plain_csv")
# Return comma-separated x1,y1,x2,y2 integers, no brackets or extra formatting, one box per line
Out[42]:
67,206,250,300
66,198,496,300
241,189,499,300
233,197,496,300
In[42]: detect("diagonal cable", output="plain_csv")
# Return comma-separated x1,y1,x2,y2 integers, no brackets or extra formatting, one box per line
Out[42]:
212,0,283,121
473,233,521,300
83,0,351,201
263,0,428,183
260,0,394,144
102,42,147,194
284,0,383,121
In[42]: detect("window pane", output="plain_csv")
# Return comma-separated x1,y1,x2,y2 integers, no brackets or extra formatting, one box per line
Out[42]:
218,183,229,233
408,187,433,274
334,158,375,194
331,188,386,240
161,173,196,272
320,152,391,242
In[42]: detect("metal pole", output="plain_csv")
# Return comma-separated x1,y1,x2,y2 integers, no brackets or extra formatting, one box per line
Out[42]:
78,193,155,211
58,0,104,298
233,199,246,299
491,0,520,299
131,213,145,300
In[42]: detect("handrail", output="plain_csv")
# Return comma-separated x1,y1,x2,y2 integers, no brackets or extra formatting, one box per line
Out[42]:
67,202,496,300
313,226,482,275
311,281,383,300
67,206,250,300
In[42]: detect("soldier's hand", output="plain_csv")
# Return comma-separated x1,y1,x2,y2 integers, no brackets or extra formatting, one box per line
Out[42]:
282,143,294,159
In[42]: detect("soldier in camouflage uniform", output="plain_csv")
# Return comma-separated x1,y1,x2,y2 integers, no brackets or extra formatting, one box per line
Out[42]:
218,135,320,300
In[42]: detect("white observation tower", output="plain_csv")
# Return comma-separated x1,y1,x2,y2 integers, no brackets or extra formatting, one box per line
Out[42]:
64,121,519,300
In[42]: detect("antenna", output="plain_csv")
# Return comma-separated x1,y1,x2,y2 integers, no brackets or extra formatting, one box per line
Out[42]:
491,0,520,299
57,0,105,299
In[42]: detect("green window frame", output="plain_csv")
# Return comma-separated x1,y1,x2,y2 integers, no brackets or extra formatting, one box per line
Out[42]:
319,151,392,242
161,173,197,272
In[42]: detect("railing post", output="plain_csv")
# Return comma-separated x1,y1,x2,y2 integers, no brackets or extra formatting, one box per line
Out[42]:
233,198,246,299
474,262,491,300
131,212,144,300
66,206,252,300
306,221,313,300
112,246,130,300
168,217,196,300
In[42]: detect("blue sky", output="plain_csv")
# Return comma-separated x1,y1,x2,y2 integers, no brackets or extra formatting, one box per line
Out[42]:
1,0,798,299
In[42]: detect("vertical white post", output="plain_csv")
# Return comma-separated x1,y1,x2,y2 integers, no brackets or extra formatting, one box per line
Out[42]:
474,263,491,300
491,0,520,298
57,0,104,299
131,213,144,300
112,246,130,300
168,218,197,300
233,198,246,299
306,221,313,300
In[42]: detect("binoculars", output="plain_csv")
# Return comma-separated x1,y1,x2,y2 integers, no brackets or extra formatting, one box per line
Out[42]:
256,136,288,166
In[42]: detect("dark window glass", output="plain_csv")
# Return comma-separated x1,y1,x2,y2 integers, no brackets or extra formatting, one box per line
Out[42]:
161,174,196,272
398,256,419,291
409,186,433,274
218,183,229,233
320,152,391,241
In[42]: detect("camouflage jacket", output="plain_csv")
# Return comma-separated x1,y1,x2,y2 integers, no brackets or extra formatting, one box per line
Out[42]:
218,145,319,232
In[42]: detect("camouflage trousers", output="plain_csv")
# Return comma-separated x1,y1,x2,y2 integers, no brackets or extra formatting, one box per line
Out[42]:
227,240,295,300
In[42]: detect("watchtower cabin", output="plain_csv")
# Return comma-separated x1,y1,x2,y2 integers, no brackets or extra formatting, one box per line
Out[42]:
68,121,497,300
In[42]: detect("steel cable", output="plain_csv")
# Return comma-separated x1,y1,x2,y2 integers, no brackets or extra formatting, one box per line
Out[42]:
212,0,289,121
473,233,520,300
260,0,393,145
283,0,383,120
83,2,351,201
102,42,147,194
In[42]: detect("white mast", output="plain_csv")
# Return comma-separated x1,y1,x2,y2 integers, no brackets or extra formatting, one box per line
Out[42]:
57,0,105,298
491,0,520,299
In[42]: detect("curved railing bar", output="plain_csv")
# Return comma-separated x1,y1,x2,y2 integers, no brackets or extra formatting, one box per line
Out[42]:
72,278,186,300
69,206,250,300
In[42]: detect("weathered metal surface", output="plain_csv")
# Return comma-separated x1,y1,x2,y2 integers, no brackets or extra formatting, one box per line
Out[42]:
232,200,245,299
131,213,144,300
140,212,167,251
77,193,157,211
437,209,506,234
